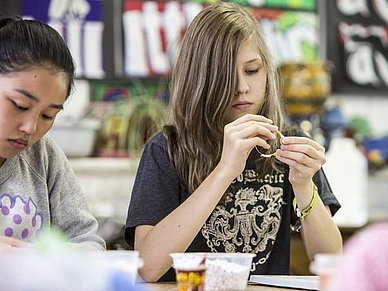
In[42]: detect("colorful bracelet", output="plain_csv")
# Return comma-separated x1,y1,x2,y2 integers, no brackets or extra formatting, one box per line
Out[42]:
293,183,318,221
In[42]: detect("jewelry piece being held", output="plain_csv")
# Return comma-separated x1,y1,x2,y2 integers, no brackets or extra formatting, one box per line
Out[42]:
255,130,284,158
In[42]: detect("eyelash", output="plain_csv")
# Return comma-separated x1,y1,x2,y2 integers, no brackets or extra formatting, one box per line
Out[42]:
42,114,54,120
13,101,28,112
12,101,55,120
246,68,259,75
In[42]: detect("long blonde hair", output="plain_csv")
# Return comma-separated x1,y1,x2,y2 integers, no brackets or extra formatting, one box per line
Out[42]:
163,2,285,194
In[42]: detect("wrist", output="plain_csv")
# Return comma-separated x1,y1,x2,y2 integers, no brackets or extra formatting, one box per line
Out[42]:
212,164,237,186
293,183,318,221
292,182,315,208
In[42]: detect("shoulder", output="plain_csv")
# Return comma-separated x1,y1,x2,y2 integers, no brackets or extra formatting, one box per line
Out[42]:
137,131,177,177
147,131,167,147
143,132,168,155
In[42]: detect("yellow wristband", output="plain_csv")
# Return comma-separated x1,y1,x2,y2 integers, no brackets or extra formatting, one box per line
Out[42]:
293,183,318,221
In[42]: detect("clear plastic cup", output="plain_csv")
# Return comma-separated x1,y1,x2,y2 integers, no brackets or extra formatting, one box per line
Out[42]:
94,250,144,285
170,253,255,291
170,253,207,291
204,253,255,291
310,253,341,291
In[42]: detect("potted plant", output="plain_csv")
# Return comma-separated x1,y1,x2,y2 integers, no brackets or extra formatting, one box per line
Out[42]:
119,79,168,157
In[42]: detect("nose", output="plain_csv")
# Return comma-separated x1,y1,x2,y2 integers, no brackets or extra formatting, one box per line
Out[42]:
19,115,38,135
236,75,250,95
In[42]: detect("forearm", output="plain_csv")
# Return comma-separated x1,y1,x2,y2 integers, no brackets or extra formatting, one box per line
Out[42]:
136,165,234,282
299,197,343,261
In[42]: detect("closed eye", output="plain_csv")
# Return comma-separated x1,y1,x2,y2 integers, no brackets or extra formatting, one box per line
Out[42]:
12,100,56,120
42,114,55,120
12,101,28,111
246,68,259,75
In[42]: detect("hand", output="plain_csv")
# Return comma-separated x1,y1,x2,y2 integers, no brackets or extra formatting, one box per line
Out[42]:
218,114,278,180
275,136,326,187
0,236,29,251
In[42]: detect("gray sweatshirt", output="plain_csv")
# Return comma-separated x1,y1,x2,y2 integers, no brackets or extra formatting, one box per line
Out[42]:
0,134,106,250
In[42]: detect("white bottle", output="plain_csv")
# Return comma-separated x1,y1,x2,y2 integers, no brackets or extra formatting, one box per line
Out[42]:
323,136,368,227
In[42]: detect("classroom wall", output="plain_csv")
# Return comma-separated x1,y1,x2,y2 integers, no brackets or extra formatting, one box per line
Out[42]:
335,94,388,137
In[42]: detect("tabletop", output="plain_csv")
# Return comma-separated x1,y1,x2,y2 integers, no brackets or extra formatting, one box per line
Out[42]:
141,282,306,291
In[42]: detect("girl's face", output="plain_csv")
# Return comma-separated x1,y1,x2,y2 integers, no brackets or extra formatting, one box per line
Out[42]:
0,67,68,166
227,40,267,123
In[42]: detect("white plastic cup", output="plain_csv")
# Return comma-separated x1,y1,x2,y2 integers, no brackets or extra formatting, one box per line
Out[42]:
94,250,144,285
204,253,255,291
310,253,341,291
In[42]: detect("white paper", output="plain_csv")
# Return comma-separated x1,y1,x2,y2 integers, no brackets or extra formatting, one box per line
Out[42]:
249,275,320,290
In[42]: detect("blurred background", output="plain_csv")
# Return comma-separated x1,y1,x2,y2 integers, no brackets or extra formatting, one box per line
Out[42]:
1,0,387,275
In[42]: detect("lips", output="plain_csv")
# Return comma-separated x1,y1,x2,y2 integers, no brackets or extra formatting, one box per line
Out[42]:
232,102,252,110
9,139,28,150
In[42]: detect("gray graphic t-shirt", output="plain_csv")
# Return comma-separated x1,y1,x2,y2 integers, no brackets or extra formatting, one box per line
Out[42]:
0,135,105,249
0,194,43,241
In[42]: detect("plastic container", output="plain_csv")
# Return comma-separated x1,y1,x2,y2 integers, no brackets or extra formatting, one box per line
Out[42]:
170,253,207,291
323,136,368,227
94,250,144,286
170,253,255,291
0,248,143,290
48,118,101,158
310,253,341,291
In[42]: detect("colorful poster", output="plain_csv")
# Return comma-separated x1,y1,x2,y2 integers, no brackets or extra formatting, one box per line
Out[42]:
122,1,203,76
128,0,316,11
122,1,319,77
327,0,388,94
253,9,318,62
22,0,105,79
264,0,315,10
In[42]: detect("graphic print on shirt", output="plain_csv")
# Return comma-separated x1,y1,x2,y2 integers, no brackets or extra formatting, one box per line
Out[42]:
202,170,284,272
0,193,43,241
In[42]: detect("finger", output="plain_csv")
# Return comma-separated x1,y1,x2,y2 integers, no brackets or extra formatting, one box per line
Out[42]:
10,240,28,248
281,136,325,152
226,121,278,140
276,148,323,173
229,126,273,150
276,153,315,175
305,156,311,167
231,114,274,126
280,143,317,157
0,239,28,252
229,120,278,136
230,127,270,149
279,143,326,164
